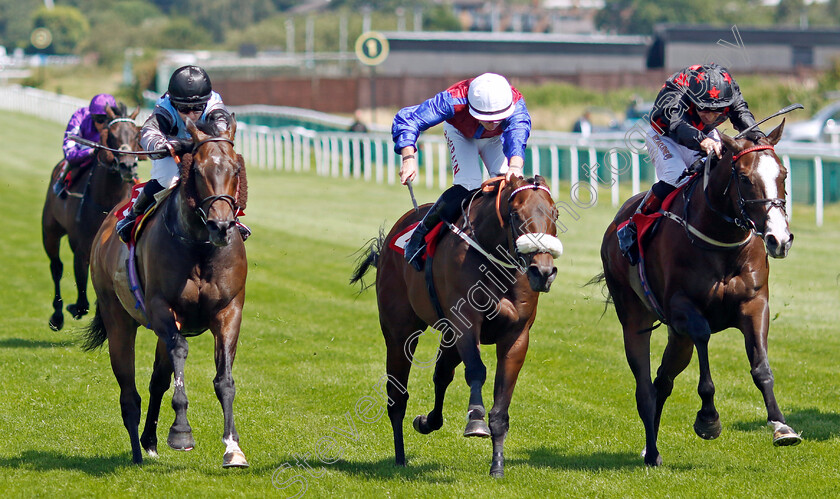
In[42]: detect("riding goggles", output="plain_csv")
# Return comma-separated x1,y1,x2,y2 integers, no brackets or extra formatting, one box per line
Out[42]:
92,114,108,124
175,103,207,114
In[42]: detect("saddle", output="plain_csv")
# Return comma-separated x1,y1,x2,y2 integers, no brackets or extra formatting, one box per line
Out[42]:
52,159,90,197
617,180,688,263
115,182,173,245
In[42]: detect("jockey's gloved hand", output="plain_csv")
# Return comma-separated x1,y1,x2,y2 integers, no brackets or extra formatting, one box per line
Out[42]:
743,130,766,143
168,138,194,155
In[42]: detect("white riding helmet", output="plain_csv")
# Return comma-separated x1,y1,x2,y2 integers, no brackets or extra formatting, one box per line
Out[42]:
467,73,514,121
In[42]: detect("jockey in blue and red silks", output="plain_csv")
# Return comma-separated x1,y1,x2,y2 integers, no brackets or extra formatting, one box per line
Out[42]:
54,93,117,195
617,63,766,264
393,73,532,271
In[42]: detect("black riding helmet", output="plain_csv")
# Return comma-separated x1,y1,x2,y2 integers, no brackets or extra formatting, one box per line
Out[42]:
686,63,736,110
168,65,212,106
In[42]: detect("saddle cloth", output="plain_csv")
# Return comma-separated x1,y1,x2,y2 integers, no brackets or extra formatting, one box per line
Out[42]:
616,179,689,259
116,182,172,244
389,221,446,261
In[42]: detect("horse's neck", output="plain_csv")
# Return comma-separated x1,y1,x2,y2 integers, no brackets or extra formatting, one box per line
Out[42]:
467,196,509,250
687,159,748,240
86,164,124,203
164,186,210,245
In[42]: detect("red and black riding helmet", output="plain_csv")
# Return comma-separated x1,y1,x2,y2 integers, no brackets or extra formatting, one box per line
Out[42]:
685,63,736,110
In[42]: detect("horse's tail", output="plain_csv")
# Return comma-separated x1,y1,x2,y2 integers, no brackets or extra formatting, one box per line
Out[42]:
349,226,386,292
585,272,613,318
80,304,107,352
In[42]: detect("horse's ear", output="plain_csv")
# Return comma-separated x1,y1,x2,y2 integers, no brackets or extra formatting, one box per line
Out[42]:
185,117,206,141
534,174,546,186
105,105,116,119
226,113,237,139
766,118,785,145
130,106,140,120
719,133,739,156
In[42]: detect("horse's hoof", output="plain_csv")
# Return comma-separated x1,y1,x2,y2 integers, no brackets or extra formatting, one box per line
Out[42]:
693,415,722,440
464,419,491,438
413,414,442,434
223,449,249,468
771,423,802,447
49,314,63,331
490,452,504,477
167,429,195,451
145,447,159,458
641,447,663,466
67,304,88,320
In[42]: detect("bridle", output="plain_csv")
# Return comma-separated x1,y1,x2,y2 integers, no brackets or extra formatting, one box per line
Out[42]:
458,179,558,268
703,144,786,236
188,137,239,229
97,117,140,180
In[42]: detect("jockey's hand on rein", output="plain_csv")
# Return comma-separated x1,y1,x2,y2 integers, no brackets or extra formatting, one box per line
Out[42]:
168,138,194,156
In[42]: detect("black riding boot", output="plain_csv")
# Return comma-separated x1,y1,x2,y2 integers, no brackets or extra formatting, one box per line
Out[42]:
404,184,470,271
616,181,673,265
116,180,164,243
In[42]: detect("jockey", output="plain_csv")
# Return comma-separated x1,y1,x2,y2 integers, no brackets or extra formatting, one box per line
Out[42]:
54,93,117,195
395,72,531,271
617,63,764,264
116,65,249,242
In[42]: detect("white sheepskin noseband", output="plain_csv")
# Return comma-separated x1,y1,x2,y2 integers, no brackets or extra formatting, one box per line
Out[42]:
515,233,563,258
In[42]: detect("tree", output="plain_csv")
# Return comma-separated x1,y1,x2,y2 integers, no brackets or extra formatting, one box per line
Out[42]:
31,5,90,54
0,0,39,50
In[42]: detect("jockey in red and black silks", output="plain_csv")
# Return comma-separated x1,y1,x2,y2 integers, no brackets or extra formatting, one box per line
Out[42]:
393,73,532,271
617,63,765,265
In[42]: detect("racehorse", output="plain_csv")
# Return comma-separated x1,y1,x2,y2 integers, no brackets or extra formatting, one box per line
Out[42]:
350,175,563,477
597,121,800,467
42,103,142,331
82,116,249,467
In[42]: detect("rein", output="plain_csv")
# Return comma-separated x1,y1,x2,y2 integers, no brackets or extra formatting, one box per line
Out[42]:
455,178,561,268
697,144,785,237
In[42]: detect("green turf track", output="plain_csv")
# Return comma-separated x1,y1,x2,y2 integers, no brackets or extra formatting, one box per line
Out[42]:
1,110,839,498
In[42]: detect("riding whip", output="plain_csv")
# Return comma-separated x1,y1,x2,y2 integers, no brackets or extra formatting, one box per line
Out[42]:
68,135,167,155
406,179,419,213
734,103,804,139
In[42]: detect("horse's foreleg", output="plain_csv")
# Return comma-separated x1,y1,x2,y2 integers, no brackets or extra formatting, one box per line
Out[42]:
691,334,722,440
140,337,172,457
42,222,65,331
154,314,194,452
670,299,720,441
104,308,142,464
211,305,248,468
739,302,801,446
653,327,694,438
486,330,529,478
413,344,461,435
67,245,90,320
457,334,489,439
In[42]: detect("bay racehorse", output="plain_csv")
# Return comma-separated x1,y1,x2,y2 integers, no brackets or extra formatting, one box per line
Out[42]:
82,116,249,467
597,121,800,467
42,103,142,331
351,175,563,477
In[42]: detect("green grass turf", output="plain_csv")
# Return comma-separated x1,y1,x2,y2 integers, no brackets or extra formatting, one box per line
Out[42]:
1,110,840,497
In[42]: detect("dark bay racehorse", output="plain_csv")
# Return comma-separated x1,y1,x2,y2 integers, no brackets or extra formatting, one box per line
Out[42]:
42,103,142,331
83,117,249,467
351,176,562,477
598,122,800,467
